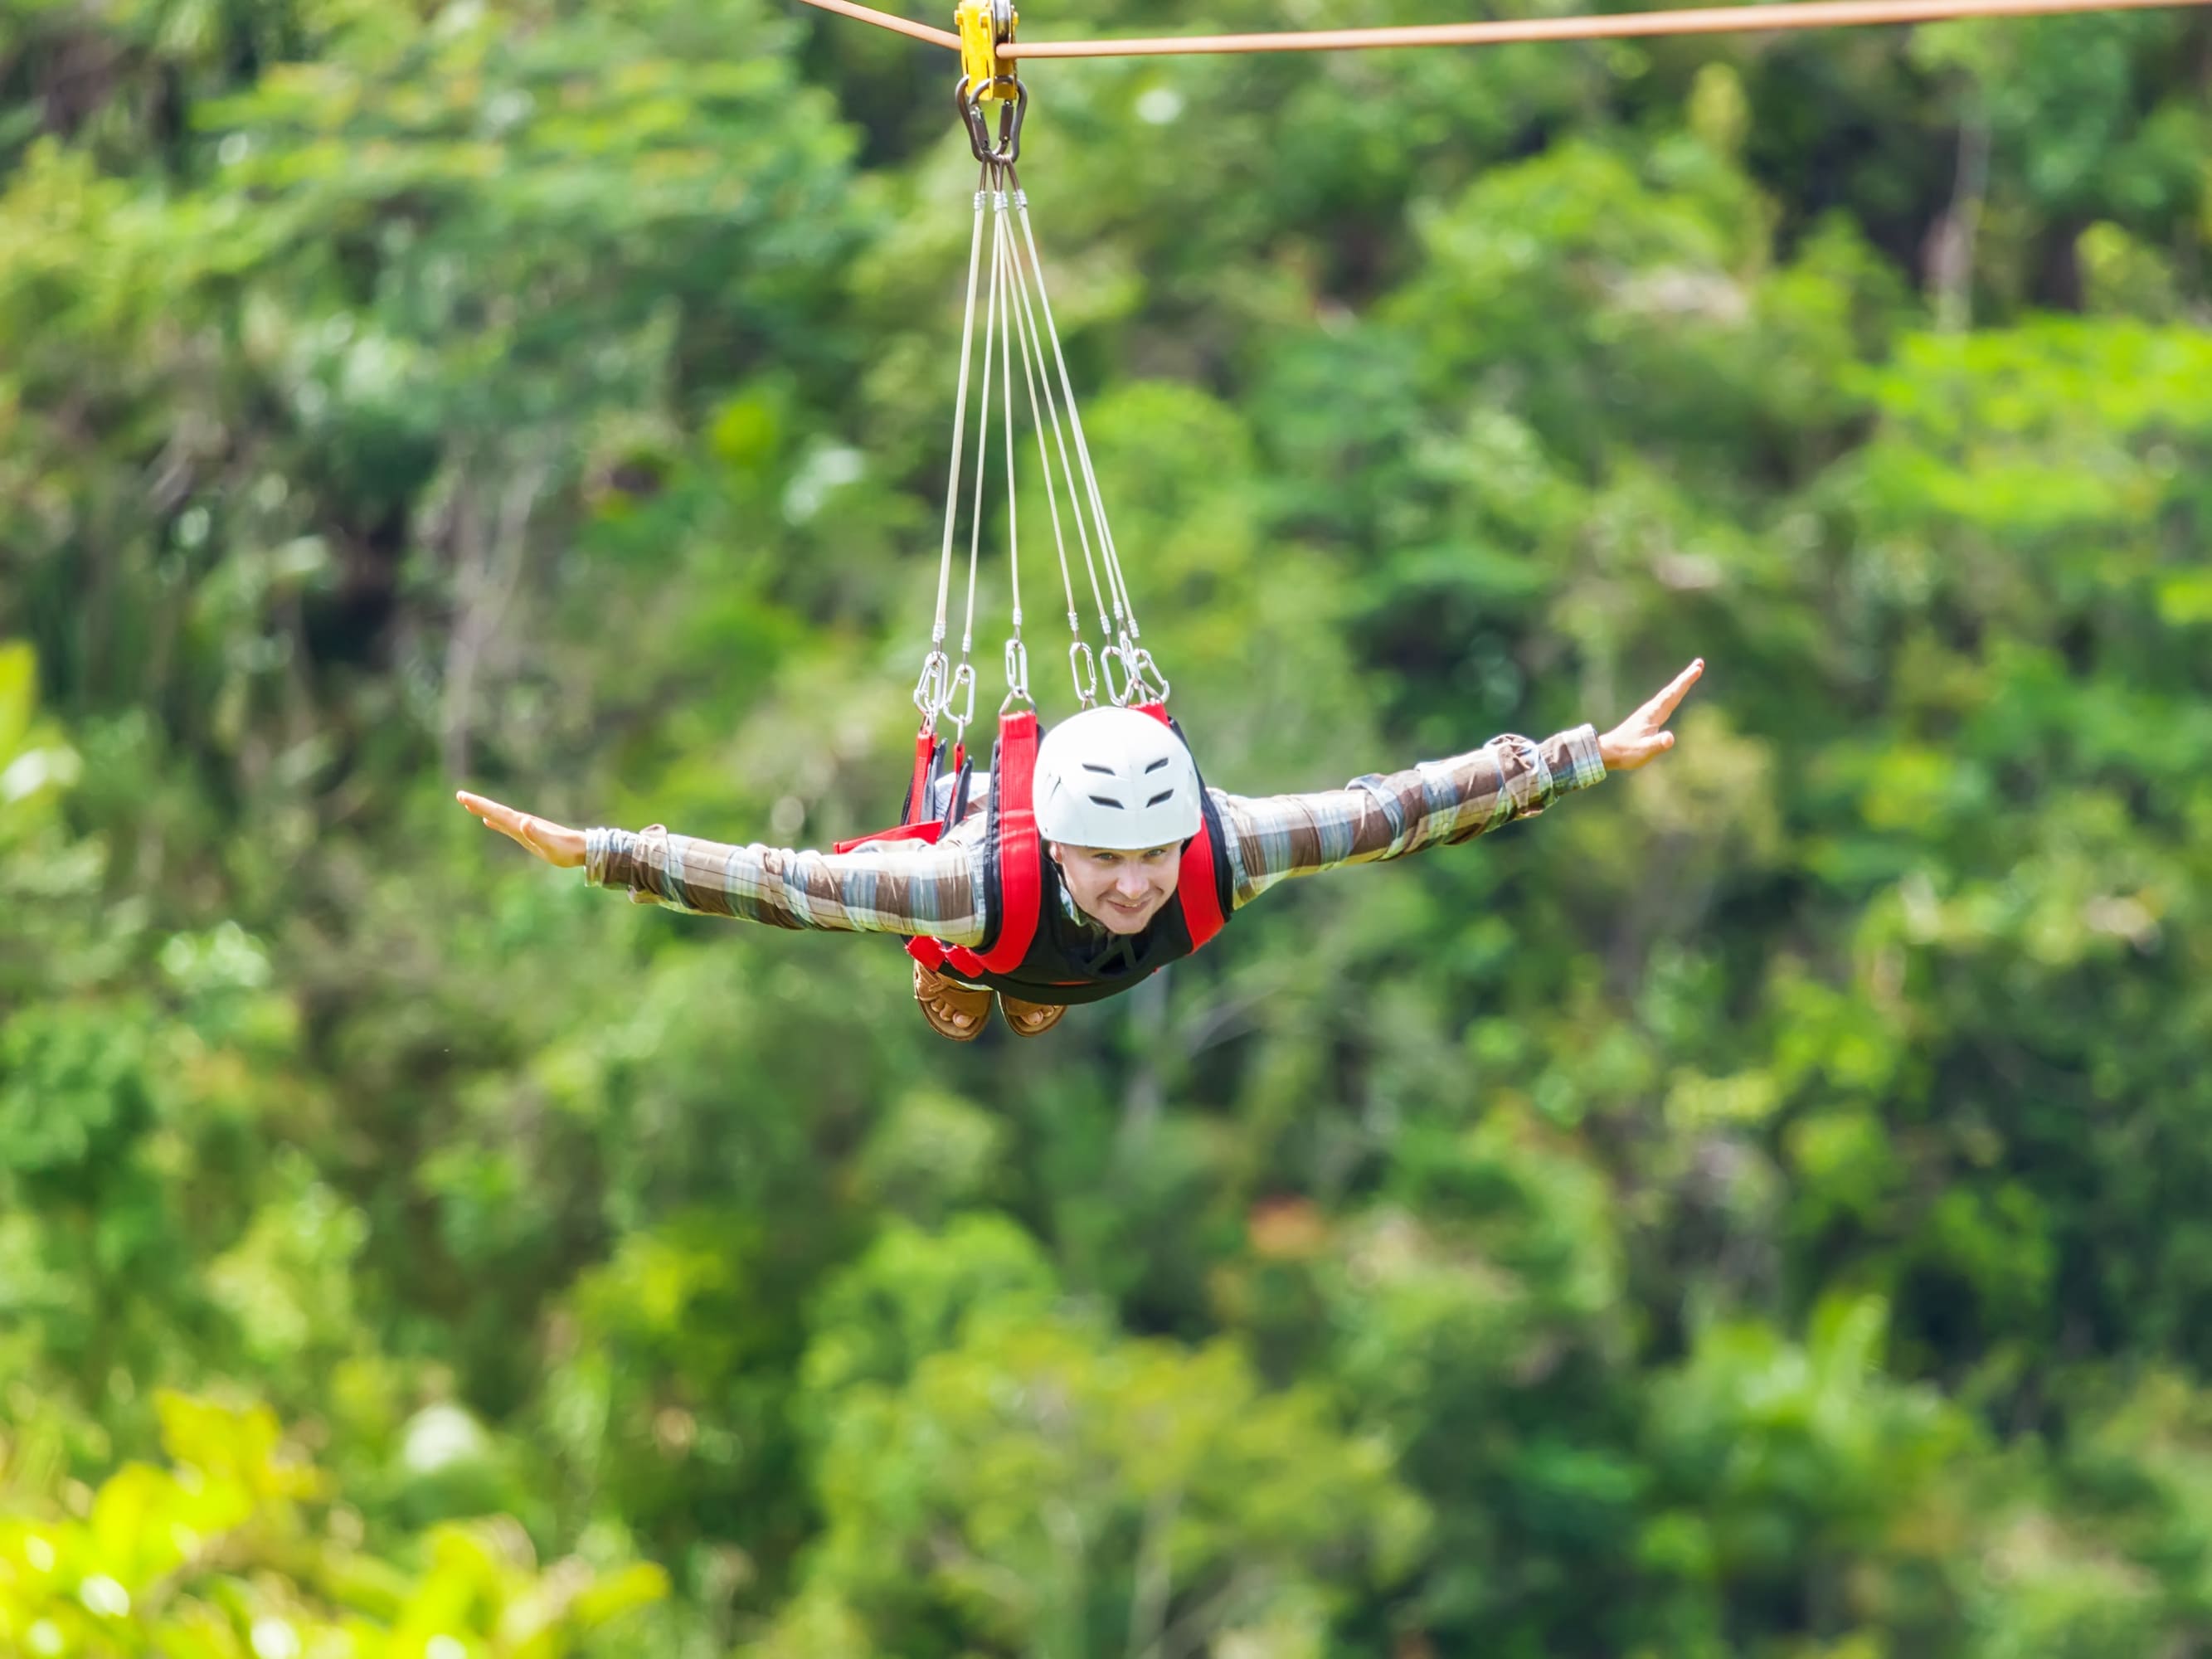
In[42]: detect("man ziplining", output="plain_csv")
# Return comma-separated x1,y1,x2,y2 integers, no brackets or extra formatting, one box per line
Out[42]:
456,658,1703,1039
455,50,1709,1039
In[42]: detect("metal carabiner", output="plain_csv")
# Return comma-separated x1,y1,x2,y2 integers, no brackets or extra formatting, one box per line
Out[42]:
955,75,1026,166
1129,647,1170,707
1003,635,1032,705
944,659,978,739
1067,640,1098,708
1101,640,1138,707
912,649,950,720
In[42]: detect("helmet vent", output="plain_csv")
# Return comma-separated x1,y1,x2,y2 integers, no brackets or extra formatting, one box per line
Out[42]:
1081,762,1116,776
1087,795,1123,809
1143,757,1171,773
1145,790,1174,807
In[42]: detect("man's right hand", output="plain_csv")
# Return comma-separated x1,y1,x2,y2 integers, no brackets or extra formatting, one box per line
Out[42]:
457,791,587,869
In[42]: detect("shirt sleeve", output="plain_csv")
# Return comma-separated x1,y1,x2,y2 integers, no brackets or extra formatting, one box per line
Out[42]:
581,823,988,946
1213,722,1607,911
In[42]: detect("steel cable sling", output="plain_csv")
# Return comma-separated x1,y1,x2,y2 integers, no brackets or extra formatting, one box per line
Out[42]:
912,18,1169,768
841,4,1169,946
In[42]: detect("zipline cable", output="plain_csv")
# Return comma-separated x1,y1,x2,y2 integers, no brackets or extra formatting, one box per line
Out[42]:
796,0,960,49
1005,0,2212,58
795,0,2211,59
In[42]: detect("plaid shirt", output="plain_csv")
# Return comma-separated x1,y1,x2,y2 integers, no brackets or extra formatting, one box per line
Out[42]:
584,723,1607,946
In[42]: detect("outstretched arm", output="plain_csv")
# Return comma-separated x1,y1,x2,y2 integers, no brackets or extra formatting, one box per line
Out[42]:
455,791,988,946
1216,659,1704,910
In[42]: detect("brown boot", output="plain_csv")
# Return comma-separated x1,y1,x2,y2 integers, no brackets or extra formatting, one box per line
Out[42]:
915,961,994,1041
997,993,1067,1039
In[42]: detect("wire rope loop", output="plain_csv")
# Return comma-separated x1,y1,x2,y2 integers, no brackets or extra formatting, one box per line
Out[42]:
955,75,1026,164
945,660,978,738
1004,636,1032,704
1067,640,1099,708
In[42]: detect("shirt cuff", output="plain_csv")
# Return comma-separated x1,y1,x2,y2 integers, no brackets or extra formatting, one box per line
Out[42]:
586,826,669,902
1555,723,1606,795
584,826,627,888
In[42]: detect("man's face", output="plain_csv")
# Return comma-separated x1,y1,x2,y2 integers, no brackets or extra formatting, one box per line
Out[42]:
1051,842,1182,934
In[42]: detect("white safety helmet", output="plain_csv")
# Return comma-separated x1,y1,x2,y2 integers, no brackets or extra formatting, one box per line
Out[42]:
1033,707,1203,849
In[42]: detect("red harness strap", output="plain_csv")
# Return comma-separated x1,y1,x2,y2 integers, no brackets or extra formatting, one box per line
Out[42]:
938,706,1042,978
825,713,1034,979
1133,701,1225,948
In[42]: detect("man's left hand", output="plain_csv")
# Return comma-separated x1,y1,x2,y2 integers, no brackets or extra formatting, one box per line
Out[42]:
1599,659,1704,772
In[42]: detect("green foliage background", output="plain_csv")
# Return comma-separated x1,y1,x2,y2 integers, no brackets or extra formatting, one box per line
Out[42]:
2,0,2210,1652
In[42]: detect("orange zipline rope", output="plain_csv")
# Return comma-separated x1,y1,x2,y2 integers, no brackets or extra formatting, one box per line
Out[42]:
797,0,961,49
1007,0,2210,57
791,0,2210,57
